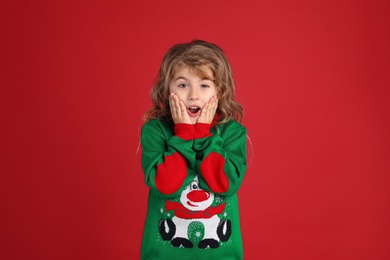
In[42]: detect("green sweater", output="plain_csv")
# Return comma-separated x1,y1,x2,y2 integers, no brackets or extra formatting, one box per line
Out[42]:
141,119,247,260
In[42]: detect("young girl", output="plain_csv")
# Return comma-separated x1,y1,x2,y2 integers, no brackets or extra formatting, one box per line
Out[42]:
140,40,247,260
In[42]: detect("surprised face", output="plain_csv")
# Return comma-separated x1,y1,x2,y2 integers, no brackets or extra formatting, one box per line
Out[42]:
169,66,218,125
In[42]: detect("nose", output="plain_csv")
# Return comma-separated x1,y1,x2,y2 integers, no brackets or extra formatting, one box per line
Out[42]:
188,87,199,101
187,190,210,202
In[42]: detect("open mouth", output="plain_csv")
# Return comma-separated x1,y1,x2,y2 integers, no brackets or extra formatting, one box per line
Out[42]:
187,106,201,115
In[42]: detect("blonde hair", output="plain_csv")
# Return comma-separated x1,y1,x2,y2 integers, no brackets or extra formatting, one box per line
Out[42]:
144,40,243,124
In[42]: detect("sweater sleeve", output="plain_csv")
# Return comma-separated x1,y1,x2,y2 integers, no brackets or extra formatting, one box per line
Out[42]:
193,121,247,197
141,120,196,198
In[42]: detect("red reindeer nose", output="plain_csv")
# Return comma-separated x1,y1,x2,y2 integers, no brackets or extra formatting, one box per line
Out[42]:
187,190,210,202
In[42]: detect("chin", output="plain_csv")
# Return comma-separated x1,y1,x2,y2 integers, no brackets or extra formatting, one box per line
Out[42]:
190,118,198,125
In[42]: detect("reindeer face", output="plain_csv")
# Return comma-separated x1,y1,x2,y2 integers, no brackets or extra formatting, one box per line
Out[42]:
180,176,214,211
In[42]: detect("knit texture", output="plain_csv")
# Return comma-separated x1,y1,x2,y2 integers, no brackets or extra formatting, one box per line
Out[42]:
141,119,247,260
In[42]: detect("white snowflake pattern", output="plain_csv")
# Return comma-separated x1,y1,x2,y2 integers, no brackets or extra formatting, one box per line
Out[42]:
215,196,224,204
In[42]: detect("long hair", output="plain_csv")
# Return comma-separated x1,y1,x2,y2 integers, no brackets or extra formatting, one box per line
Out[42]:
144,40,243,124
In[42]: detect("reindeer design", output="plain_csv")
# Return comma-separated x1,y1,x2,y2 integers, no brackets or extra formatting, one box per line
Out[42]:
158,176,231,249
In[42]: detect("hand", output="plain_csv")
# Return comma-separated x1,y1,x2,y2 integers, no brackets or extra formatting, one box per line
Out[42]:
169,93,192,124
197,97,218,124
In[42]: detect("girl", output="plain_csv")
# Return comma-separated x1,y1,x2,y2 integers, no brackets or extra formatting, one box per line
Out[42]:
141,40,247,260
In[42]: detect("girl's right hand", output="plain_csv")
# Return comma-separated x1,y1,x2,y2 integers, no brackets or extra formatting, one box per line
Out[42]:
169,93,192,124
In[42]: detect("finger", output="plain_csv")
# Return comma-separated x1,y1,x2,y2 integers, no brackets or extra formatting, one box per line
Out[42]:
202,101,210,114
200,102,209,119
202,97,218,123
169,94,177,117
173,95,182,116
211,98,218,114
204,97,215,115
179,100,187,116
169,94,174,113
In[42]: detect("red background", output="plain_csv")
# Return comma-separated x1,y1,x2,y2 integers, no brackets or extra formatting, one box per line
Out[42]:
1,0,389,259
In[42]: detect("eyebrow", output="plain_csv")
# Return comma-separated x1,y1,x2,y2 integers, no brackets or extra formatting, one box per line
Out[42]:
173,76,188,81
173,76,214,81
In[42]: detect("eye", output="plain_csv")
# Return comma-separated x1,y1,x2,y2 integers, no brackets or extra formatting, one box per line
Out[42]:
191,182,199,190
178,83,188,88
200,84,209,88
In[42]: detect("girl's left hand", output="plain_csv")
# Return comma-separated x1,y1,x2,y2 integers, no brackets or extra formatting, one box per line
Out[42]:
197,97,218,124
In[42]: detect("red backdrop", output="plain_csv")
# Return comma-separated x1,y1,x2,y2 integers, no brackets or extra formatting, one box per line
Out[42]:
1,0,389,259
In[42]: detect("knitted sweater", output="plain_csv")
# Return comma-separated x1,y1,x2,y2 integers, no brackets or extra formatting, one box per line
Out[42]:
140,118,247,260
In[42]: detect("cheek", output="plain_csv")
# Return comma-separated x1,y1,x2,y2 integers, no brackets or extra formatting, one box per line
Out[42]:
168,82,177,94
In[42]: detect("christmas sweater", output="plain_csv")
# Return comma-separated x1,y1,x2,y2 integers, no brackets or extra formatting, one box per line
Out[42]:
140,118,247,260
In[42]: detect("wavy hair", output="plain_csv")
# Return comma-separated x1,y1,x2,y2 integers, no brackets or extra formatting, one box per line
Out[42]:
144,40,243,124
